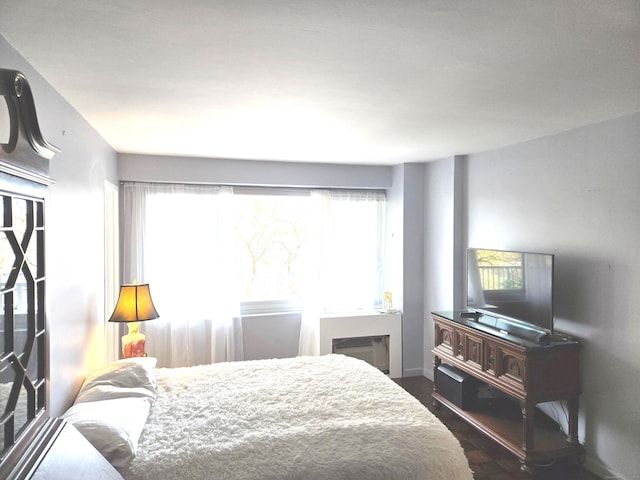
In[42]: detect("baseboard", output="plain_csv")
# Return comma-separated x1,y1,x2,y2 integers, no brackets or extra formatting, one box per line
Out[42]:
402,367,426,378
400,367,434,380
583,456,629,480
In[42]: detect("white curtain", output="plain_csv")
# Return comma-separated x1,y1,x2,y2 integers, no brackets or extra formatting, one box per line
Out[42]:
298,190,386,355
297,190,330,356
121,182,243,368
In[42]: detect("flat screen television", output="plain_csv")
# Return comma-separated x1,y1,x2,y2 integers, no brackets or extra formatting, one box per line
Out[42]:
466,248,554,334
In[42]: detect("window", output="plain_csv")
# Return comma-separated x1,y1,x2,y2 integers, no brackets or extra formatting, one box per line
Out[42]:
231,189,309,306
129,183,386,316
232,188,386,313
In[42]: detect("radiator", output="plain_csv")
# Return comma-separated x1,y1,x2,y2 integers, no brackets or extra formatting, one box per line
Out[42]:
333,336,390,374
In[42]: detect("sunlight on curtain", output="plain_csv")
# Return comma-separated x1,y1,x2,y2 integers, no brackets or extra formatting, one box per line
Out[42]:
298,190,386,355
121,182,243,368
314,190,385,309
121,183,384,363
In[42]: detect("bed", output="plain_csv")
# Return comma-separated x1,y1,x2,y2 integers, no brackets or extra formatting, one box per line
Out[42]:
62,354,473,480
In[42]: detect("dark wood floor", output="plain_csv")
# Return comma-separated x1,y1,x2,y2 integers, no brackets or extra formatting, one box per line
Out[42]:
396,376,601,480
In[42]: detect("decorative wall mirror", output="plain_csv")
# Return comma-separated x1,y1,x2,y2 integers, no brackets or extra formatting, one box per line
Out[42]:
0,68,58,478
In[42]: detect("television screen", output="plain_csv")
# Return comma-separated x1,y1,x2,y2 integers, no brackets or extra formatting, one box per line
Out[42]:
466,248,554,334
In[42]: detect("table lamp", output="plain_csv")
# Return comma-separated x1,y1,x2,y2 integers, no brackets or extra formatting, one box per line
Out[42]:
108,283,159,358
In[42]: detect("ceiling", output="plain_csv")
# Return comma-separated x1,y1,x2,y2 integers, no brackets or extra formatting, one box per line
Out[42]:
1,1,639,165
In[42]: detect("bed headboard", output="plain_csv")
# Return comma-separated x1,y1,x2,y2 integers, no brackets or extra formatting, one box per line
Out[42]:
0,68,59,478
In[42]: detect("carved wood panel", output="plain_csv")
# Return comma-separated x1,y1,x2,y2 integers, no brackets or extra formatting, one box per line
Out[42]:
484,342,497,375
436,324,455,356
455,331,465,360
500,350,526,388
464,333,483,369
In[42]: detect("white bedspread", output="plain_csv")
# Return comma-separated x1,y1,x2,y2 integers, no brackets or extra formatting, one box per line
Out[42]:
120,355,473,480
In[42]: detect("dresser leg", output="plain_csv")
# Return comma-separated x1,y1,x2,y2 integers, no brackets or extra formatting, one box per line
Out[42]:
567,397,580,445
520,461,536,474
432,356,442,409
521,402,535,453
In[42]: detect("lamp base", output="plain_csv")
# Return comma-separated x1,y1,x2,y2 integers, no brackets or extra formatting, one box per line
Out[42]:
121,322,145,358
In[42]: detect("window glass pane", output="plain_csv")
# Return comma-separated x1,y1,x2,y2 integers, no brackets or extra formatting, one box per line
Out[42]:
26,336,39,379
0,292,5,355
141,185,386,315
0,96,10,144
11,198,27,243
14,270,29,356
311,194,385,311
36,280,45,332
0,365,15,426
1,226,12,357
15,381,29,435
144,191,221,321
0,231,12,288
24,226,39,278
232,192,308,303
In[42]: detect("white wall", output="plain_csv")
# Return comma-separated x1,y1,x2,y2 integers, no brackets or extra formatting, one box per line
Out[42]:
386,164,428,376
426,113,640,480
386,166,405,365
399,164,426,376
119,153,392,189
1,35,119,416
241,313,301,360
422,157,456,377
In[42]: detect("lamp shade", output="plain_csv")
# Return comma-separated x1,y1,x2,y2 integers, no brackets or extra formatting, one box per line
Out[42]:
108,284,160,323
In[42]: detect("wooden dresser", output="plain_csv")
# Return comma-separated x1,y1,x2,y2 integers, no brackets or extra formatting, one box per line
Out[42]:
431,311,584,472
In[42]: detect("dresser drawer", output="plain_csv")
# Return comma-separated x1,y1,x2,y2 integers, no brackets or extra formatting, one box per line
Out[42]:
434,322,456,356
484,341,498,375
497,347,526,393
432,314,528,396
462,332,483,370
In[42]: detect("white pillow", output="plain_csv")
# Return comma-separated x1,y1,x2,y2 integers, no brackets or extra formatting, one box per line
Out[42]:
76,357,157,404
62,397,151,468
75,384,156,404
